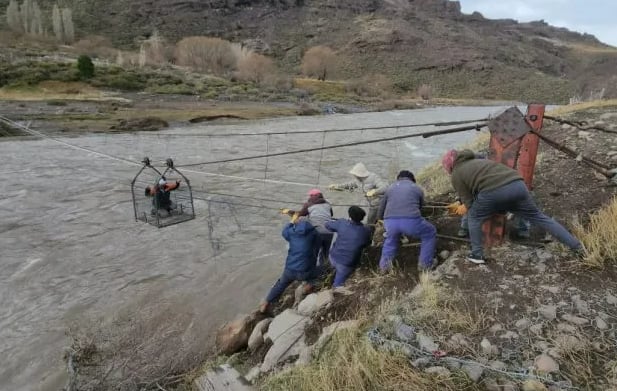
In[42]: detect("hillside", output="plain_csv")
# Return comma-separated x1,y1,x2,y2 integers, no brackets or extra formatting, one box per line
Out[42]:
1,0,617,102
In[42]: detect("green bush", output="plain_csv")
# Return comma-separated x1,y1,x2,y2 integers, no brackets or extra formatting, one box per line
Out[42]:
77,55,95,79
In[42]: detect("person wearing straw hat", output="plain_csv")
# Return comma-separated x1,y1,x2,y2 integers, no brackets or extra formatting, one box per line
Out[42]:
328,163,388,225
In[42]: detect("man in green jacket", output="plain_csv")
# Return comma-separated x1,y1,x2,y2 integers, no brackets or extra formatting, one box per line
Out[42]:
442,149,582,264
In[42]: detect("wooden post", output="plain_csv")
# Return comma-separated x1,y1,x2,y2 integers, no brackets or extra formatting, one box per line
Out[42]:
518,104,545,188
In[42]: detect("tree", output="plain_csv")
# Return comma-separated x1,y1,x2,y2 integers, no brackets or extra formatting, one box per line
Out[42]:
174,36,236,75
236,53,275,84
301,45,337,81
6,0,21,32
52,4,62,41
77,55,95,79
30,1,42,35
61,7,74,43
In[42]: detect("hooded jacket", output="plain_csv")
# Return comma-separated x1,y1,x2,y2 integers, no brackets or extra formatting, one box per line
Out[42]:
293,194,333,231
282,220,319,273
451,149,523,208
325,219,371,267
333,172,388,207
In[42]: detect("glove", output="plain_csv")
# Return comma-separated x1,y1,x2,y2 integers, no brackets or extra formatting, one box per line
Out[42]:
366,189,378,197
290,212,300,224
447,201,461,215
280,208,291,215
455,204,468,216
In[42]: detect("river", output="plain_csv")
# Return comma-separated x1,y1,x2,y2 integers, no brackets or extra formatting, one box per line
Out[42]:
0,105,511,390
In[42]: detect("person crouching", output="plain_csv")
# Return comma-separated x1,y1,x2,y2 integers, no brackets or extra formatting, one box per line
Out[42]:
325,206,372,288
378,170,437,271
260,217,320,313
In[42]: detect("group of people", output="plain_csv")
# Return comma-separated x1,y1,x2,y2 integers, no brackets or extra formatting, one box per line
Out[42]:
260,150,584,312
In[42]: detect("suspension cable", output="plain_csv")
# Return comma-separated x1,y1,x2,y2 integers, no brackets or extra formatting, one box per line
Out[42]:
177,123,487,167
544,115,617,135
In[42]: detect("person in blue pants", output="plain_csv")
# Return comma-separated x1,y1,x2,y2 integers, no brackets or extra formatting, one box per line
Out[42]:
260,218,320,313
378,170,437,271
325,206,372,287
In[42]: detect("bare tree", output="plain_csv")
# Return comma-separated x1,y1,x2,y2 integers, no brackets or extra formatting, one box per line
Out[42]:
51,3,62,41
6,0,22,33
61,7,74,43
140,30,167,66
417,84,432,100
31,1,42,35
301,45,337,81
19,0,33,35
174,36,236,75
236,53,275,84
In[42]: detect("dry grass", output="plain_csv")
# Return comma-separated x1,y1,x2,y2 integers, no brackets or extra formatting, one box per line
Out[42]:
566,43,617,54
293,78,346,95
573,197,617,267
261,325,476,391
0,81,124,101
65,296,208,391
404,273,489,337
547,99,617,116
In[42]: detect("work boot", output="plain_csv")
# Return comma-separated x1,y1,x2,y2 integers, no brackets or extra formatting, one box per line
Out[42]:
418,258,438,272
457,228,469,238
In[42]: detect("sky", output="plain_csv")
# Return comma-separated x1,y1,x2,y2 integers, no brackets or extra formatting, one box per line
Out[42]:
458,0,617,47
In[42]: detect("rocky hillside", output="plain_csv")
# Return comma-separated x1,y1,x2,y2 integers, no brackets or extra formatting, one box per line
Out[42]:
2,0,617,102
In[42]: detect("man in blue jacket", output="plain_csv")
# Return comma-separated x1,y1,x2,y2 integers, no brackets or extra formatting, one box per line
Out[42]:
378,170,437,271
260,218,320,313
325,206,372,288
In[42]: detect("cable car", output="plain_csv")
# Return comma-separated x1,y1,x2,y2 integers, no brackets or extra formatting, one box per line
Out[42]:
131,157,195,228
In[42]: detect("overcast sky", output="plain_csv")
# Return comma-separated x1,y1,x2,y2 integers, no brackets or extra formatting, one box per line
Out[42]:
458,0,617,47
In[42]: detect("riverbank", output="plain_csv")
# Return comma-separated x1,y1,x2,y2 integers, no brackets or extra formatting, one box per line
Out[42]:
178,102,617,391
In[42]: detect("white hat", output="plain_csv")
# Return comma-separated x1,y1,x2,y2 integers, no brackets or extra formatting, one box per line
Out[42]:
158,178,167,186
349,163,369,178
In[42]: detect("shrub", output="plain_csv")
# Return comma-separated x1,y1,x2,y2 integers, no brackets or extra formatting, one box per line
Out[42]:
174,36,236,75
417,84,433,100
346,74,393,98
574,197,617,267
77,55,95,79
301,45,337,81
73,35,115,58
236,53,275,84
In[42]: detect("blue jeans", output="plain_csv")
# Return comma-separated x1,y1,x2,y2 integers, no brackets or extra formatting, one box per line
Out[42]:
468,180,582,258
330,256,356,287
265,268,319,303
379,217,437,270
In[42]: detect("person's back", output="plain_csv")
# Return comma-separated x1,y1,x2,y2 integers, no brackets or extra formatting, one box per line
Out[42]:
283,220,318,273
381,179,424,219
451,150,521,206
327,219,371,267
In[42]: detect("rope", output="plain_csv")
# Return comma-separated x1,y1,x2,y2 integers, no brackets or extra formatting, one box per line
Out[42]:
130,118,489,138
177,123,487,167
315,131,327,186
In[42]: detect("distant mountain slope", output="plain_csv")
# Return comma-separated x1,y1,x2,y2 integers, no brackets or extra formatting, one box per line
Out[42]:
1,0,616,102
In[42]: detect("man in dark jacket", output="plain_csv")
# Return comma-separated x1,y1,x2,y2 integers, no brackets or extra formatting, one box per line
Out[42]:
325,206,371,287
442,149,582,264
378,170,437,271
260,218,320,313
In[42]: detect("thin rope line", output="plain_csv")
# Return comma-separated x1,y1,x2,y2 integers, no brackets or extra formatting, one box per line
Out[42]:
315,131,327,186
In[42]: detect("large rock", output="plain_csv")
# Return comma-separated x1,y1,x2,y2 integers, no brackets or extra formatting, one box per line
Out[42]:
462,363,484,382
534,354,559,373
538,305,557,320
247,318,272,351
606,293,617,305
297,290,334,316
261,309,310,372
416,333,439,352
562,314,589,325
480,337,499,357
194,364,254,391
424,366,451,377
216,313,259,355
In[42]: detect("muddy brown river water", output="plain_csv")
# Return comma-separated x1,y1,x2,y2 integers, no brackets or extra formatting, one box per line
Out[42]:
0,106,512,390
